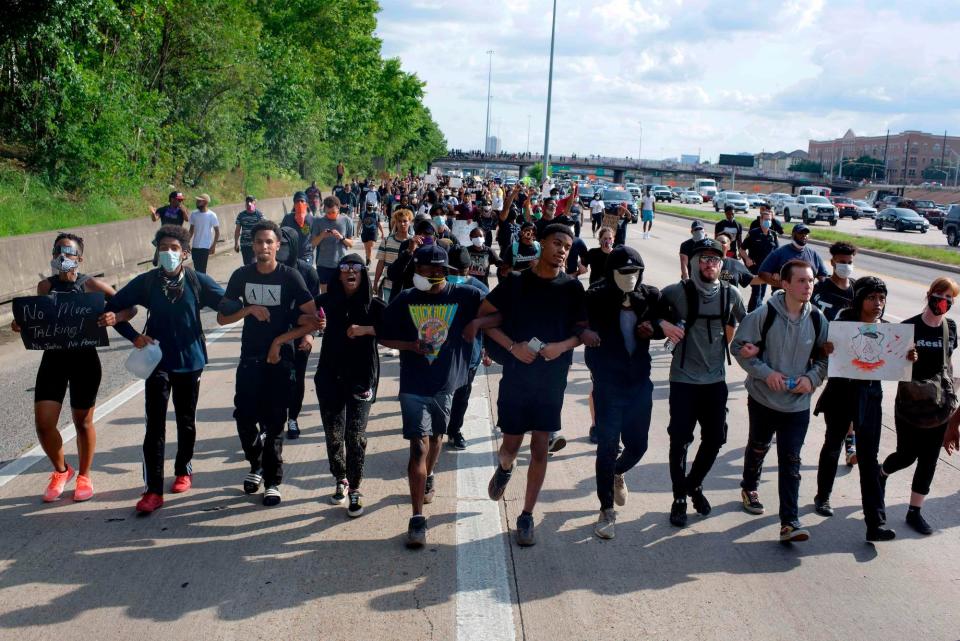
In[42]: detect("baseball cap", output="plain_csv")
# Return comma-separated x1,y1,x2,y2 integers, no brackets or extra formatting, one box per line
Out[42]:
690,238,724,257
606,246,645,273
793,223,811,234
293,191,307,202
195,193,211,203
413,244,450,268
245,195,256,203
447,246,471,272
690,220,704,231
414,219,437,235
169,191,185,201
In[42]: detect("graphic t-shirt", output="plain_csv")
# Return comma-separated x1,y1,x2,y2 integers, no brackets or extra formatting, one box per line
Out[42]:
812,278,854,321
379,284,483,395
503,241,539,272
467,246,500,285
361,209,380,234
905,314,957,381
222,263,312,359
714,219,744,255
720,257,754,288
157,204,187,226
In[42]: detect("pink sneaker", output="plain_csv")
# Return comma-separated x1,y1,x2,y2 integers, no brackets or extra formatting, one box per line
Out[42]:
73,474,94,502
43,464,75,502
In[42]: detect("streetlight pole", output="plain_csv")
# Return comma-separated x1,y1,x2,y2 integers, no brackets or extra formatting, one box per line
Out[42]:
484,50,494,155
542,0,557,184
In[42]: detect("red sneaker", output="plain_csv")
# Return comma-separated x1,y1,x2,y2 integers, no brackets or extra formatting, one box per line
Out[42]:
135,492,164,513
171,475,192,494
42,464,75,502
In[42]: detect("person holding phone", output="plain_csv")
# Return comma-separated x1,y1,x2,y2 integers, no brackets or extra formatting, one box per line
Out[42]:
310,195,355,294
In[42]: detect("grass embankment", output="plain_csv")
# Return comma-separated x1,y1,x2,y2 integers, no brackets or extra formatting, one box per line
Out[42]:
657,203,960,267
0,161,304,237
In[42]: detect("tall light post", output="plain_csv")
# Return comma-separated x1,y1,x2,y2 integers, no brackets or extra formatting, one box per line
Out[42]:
542,0,557,183
484,50,494,155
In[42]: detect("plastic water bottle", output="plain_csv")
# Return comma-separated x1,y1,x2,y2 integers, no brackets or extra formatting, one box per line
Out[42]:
124,341,162,379
664,320,685,353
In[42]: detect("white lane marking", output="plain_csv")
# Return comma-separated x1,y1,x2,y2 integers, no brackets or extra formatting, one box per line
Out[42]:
0,322,240,489
456,368,516,641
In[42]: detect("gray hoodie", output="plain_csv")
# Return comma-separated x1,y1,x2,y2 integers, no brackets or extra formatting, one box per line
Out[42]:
731,290,829,413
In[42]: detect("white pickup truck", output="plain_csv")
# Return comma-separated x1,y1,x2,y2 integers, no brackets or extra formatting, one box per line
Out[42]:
780,195,838,225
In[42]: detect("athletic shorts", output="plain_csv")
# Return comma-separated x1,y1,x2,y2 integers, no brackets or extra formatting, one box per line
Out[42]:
496,379,566,435
400,391,454,440
360,229,377,243
34,349,102,409
641,210,654,222
316,266,339,285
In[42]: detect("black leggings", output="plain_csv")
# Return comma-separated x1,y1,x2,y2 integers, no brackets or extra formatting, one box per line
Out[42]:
289,348,310,420
144,369,201,494
318,384,371,489
882,417,948,496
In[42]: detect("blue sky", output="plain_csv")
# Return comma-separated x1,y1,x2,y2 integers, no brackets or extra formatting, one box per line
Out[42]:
376,0,960,161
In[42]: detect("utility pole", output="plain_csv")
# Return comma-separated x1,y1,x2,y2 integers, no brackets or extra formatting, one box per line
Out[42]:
542,0,557,183
484,50,494,154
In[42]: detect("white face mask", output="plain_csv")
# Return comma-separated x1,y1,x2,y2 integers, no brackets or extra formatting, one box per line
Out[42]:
613,271,640,293
471,236,484,247
834,263,854,279
412,273,434,291
692,230,705,241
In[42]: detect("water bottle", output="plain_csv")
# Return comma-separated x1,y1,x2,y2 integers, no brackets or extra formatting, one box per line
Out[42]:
124,341,162,379
664,320,685,353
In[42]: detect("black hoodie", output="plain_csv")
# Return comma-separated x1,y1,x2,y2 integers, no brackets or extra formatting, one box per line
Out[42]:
584,248,663,385
314,254,384,398
279,226,320,296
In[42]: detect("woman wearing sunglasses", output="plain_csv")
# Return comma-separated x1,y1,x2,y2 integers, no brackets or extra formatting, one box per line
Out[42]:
11,233,136,503
313,254,385,516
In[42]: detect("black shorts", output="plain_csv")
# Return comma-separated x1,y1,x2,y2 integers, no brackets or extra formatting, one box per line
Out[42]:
360,230,377,243
34,349,102,409
496,378,567,435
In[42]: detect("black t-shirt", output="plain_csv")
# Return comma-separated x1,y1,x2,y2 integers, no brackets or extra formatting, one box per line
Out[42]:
157,204,186,226
714,219,744,255
719,257,754,288
379,284,483,395
906,315,957,381
679,238,698,258
361,210,380,232
467,246,500,284
503,241,539,272
223,263,312,359
742,227,779,267
534,217,556,240
812,278,854,321
486,270,587,387
583,248,611,285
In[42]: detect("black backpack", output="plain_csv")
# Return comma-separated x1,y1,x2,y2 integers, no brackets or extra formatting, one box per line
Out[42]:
755,301,824,364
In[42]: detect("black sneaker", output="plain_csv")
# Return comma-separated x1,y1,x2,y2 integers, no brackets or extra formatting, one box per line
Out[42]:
330,479,348,505
406,516,427,549
487,463,514,501
814,496,834,517
589,426,598,444
516,513,536,546
547,434,567,454
243,470,263,495
424,474,436,504
906,508,933,535
347,491,364,518
741,489,764,515
262,485,282,506
286,418,300,440
449,432,467,451
669,499,688,527
866,526,896,542
689,486,711,516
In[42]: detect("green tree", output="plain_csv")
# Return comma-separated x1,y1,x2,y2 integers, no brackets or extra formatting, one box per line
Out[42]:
788,160,823,174
527,162,544,183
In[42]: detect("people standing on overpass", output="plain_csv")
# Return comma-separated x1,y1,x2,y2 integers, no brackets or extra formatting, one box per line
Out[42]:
378,245,483,548
280,192,316,266
590,191,605,236
188,194,219,274
813,276,914,542
310,195,355,294
640,188,656,239
733,260,828,543
881,277,959,536
657,238,746,527
12,233,136,504
150,191,188,226
678,220,706,280
479,225,594,546
741,208,779,312
758,224,828,290
217,221,317,507
313,253,384,517
584,246,662,539
234,196,264,265
107,225,224,513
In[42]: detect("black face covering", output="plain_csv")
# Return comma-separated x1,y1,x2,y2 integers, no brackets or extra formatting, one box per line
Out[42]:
928,294,952,316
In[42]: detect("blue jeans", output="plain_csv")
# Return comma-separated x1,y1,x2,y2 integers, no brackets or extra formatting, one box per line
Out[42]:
748,283,767,312
740,398,810,525
594,379,653,509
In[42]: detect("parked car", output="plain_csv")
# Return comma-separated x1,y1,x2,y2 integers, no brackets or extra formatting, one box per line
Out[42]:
746,194,765,208
943,205,960,246
900,199,945,228
671,186,686,199
874,195,901,212
774,196,797,218
652,185,673,202
781,195,838,225
713,191,748,212
765,192,790,207
853,199,877,218
625,183,641,198
875,207,930,233
602,188,638,223
578,185,596,208
830,196,861,220
680,190,703,204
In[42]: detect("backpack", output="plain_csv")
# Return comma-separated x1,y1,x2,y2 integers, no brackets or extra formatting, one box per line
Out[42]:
141,267,206,349
677,279,736,368
755,301,824,364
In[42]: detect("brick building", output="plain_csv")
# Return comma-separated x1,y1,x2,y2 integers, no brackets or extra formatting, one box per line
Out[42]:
808,129,960,183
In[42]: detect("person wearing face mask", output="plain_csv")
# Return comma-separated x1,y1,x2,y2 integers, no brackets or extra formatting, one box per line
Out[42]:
880,277,959,536
812,242,856,322
234,195,264,265
310,195,355,294
583,246,663,539
339,183,360,233
281,191,316,266
657,238,746,528
150,191,188,226
812,277,917,541
678,220,707,280
374,208,413,303
387,217,439,294
359,202,385,267
742,208,780,311
749,204,784,234
188,194,220,274
465,227,501,287
107,225,224,513
378,245,484,548
12,233,136,504
500,222,541,277
312,253,385,516
758,224,828,291
582,227,616,287
590,191,606,236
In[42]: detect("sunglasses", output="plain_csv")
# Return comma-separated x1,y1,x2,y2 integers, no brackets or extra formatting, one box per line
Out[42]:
700,256,722,265
339,264,364,273
54,245,79,256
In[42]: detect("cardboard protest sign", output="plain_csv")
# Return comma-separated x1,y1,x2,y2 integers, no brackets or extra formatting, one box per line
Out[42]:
601,212,621,231
827,321,913,381
13,292,109,351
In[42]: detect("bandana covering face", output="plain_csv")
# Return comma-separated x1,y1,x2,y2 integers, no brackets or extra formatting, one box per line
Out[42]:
294,201,308,227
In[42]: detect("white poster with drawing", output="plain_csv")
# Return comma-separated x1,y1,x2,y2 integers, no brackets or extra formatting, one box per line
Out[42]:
452,220,477,246
827,321,914,381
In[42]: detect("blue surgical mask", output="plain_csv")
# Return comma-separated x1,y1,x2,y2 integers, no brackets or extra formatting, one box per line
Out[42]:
159,250,182,272
761,220,772,230
447,275,467,284
432,216,444,229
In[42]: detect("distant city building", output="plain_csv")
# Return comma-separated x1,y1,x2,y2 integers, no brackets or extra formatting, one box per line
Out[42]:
755,150,809,173
680,154,700,165
485,136,501,155
808,129,960,183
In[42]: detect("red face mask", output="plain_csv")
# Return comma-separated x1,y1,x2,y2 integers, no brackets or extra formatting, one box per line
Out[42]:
294,201,308,226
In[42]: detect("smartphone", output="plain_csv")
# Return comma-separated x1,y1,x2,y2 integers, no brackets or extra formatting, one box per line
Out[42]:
527,337,544,353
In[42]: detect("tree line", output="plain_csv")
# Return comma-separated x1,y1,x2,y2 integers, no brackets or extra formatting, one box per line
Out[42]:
0,0,446,195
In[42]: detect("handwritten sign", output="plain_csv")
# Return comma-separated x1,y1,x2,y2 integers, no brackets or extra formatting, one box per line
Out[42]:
452,220,478,246
13,293,109,351
601,212,621,231
827,321,913,381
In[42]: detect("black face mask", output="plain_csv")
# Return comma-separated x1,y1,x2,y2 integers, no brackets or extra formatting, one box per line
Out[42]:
793,236,807,247
928,294,952,316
